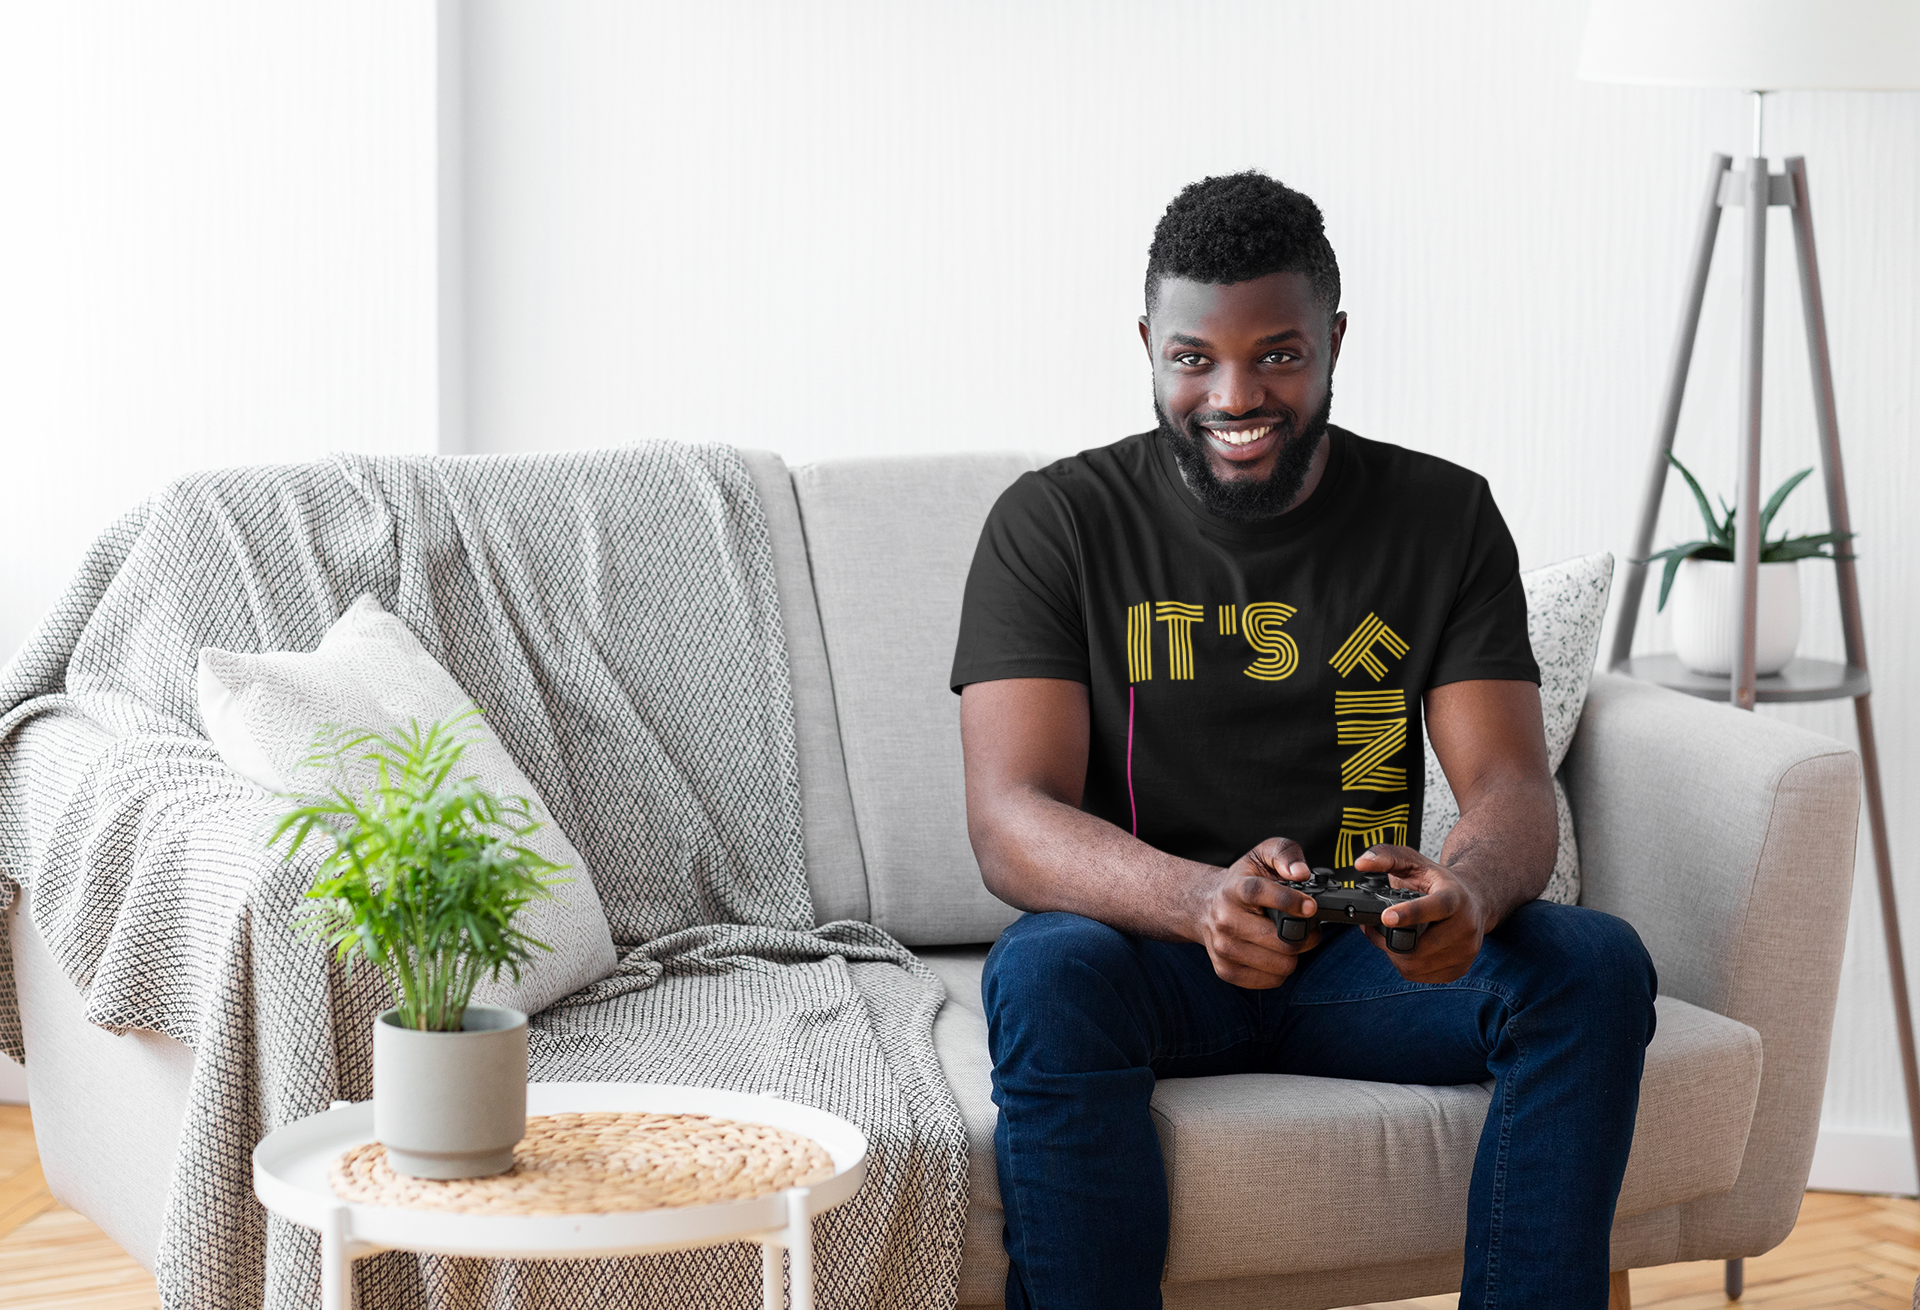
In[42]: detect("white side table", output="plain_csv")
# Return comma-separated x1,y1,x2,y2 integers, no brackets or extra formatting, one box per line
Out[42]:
253,1081,869,1310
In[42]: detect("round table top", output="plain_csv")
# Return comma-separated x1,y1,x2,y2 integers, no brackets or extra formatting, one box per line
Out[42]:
252,1082,869,1260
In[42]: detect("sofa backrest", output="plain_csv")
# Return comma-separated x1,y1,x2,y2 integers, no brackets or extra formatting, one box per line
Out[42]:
790,452,1049,945
740,450,871,925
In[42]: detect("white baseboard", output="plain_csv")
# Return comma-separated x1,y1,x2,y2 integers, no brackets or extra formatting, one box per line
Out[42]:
1809,1127,1919,1196
0,1053,25,1104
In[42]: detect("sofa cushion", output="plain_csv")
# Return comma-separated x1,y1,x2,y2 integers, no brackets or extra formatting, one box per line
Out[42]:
792,453,1047,945
921,946,1010,1307
196,593,618,1015
1420,552,1615,906
739,450,869,925
919,947,1761,1291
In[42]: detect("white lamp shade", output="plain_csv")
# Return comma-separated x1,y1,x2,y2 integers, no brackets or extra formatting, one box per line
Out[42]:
1579,0,1920,89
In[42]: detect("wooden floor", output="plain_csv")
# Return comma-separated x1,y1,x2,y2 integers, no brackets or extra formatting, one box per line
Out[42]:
1,1104,1917,1309
1343,1191,1920,1310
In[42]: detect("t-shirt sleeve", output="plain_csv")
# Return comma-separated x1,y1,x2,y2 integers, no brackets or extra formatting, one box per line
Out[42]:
950,472,1090,693
1427,479,1540,689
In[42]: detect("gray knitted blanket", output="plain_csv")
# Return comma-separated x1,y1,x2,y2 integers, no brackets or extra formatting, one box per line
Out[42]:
0,444,967,1310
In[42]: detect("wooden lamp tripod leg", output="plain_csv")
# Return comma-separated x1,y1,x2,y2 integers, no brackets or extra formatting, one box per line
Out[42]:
1785,155,1920,1193
1730,155,1769,712
1713,149,1773,1301
1608,154,1732,670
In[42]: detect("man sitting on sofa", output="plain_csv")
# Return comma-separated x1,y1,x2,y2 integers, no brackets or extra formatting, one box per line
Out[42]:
950,171,1658,1310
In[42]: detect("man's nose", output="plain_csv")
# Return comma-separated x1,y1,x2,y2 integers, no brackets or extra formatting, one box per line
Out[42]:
1209,366,1264,417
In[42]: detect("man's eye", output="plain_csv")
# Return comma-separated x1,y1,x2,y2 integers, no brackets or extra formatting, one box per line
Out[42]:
1264,351,1299,365
1174,353,1208,367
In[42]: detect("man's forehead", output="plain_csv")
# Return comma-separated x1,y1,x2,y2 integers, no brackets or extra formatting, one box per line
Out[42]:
1151,271,1321,341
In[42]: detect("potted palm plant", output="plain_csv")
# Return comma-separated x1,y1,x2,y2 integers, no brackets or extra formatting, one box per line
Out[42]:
274,710,564,1179
1644,453,1853,677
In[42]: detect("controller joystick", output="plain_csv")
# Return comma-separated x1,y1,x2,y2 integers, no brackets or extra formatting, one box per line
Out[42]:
1268,866,1429,955
1274,869,1324,943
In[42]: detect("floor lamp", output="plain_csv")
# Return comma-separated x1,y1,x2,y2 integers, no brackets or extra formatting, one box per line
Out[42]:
1579,0,1920,1300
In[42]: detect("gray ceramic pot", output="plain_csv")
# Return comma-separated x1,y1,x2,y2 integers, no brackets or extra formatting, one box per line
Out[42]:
373,1004,528,1179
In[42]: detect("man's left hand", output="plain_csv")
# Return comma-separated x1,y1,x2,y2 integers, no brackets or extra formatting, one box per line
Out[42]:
1352,845,1494,985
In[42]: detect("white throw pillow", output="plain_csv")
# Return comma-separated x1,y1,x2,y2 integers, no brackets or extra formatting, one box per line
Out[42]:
197,594,618,1014
1419,552,1614,906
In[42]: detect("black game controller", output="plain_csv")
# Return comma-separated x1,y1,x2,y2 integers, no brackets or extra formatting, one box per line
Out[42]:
1266,867,1429,954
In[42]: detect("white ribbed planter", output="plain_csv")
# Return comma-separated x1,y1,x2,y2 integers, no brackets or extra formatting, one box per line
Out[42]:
1670,557,1801,677
373,1005,528,1179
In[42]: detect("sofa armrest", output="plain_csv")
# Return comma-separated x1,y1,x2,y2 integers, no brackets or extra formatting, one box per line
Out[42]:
1563,672,1860,1257
1565,673,1860,1019
1,708,310,1046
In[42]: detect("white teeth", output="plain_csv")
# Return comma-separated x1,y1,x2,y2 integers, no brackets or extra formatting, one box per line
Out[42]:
1211,425,1271,446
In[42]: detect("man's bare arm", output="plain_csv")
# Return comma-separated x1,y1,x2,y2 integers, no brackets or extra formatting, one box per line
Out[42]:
1428,678,1558,918
1355,678,1557,983
960,677,1320,988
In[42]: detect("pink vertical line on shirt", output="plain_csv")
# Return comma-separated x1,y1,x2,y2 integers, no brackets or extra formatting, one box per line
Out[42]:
1127,685,1139,837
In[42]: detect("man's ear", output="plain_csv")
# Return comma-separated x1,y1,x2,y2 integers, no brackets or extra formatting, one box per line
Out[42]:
1138,316,1152,356
1327,311,1348,373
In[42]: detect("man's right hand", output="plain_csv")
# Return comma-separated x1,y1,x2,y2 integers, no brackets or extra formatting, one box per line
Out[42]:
1189,837,1323,989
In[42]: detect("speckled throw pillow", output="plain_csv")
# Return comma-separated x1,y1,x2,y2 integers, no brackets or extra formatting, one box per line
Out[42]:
1419,552,1614,906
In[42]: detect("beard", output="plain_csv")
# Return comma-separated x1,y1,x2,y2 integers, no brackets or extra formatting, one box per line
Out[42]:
1153,386,1333,523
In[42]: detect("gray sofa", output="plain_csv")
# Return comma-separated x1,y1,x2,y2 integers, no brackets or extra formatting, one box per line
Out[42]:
8,449,1863,1308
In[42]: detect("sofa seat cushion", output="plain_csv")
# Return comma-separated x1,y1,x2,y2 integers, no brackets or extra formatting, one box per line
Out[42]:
920,946,1761,1293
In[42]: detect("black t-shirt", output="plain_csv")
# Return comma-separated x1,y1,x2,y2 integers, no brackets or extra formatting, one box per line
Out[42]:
949,426,1538,871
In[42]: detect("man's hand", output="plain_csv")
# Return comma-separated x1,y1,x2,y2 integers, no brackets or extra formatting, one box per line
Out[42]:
1353,844,1496,985
1189,838,1323,989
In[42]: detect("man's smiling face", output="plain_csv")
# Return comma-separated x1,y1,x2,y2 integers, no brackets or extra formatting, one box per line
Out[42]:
1140,270,1347,521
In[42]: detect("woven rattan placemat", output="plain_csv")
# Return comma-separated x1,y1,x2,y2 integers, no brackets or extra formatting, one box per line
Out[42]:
329,1111,836,1215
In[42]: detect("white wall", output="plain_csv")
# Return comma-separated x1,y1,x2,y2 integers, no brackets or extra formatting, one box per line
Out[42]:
460,1,1920,1183
0,1,445,664
0,2,446,1098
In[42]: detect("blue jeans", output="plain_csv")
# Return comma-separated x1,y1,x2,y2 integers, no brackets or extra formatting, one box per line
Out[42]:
982,901,1658,1310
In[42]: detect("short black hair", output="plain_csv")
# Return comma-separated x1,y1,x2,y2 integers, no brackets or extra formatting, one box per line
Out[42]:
1144,171,1341,320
